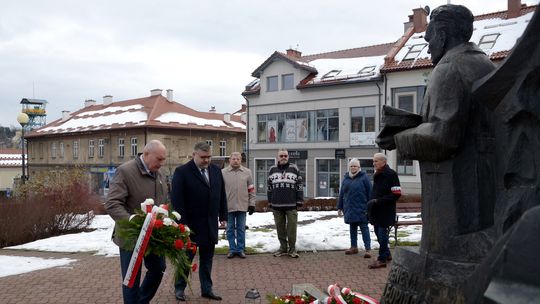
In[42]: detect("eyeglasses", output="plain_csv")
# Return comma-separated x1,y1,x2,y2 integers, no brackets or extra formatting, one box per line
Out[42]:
278,155,288,158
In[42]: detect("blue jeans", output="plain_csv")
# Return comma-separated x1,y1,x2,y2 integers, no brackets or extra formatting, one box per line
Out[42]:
227,211,247,253
374,225,391,262
350,222,371,250
119,248,166,304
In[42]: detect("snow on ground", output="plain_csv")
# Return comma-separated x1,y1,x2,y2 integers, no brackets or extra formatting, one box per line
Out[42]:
1,212,422,278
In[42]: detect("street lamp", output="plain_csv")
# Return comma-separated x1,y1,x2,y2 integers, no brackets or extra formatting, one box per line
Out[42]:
17,112,29,184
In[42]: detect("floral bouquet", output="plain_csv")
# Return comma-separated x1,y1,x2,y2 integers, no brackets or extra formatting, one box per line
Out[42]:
267,284,379,304
266,293,316,304
116,199,196,286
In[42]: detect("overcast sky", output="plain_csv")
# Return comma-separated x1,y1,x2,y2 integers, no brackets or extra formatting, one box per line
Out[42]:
1,0,537,127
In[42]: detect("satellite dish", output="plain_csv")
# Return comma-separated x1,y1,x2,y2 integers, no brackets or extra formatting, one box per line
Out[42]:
424,5,431,16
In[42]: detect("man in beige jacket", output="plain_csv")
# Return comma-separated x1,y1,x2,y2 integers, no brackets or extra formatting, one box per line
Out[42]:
222,152,256,258
105,140,168,304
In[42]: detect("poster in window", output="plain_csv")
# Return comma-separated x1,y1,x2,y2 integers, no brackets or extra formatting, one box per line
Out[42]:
296,118,308,142
285,119,296,141
267,120,277,142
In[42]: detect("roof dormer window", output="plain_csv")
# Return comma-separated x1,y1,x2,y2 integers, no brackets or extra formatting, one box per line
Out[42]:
322,70,341,79
403,43,427,60
358,66,376,77
478,33,500,51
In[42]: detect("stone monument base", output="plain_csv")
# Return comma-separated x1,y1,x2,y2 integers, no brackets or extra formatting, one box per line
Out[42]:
381,247,479,304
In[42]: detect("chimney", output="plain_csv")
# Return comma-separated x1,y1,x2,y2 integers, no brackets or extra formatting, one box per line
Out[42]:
61,110,71,121
84,99,96,107
103,95,113,105
166,89,174,102
223,113,231,123
150,89,162,96
507,0,522,18
286,48,302,58
209,106,216,113
411,7,428,33
241,104,247,112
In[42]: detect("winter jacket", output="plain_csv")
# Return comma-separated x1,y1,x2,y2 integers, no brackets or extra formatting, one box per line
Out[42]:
369,164,401,227
222,165,256,212
337,171,372,224
105,155,168,246
267,162,304,210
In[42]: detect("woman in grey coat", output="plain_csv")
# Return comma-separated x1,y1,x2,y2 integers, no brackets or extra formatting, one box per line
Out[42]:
337,158,372,257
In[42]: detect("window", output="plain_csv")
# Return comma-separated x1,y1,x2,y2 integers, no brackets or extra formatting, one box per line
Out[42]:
396,93,416,175
478,33,500,51
293,158,307,197
242,140,247,153
59,142,64,158
322,70,341,79
130,138,137,156
256,159,276,195
350,106,376,146
98,139,105,158
396,93,415,113
282,74,294,90
316,109,339,141
267,76,278,92
206,140,213,152
316,159,340,197
118,138,125,158
403,43,427,60
219,140,226,156
51,142,57,159
72,140,79,159
88,140,94,158
39,143,44,159
358,66,376,77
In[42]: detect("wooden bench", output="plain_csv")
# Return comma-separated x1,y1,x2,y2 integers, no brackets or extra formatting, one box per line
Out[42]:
392,200,422,246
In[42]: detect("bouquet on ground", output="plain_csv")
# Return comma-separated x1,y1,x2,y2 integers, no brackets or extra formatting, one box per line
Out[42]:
116,198,196,285
268,284,379,304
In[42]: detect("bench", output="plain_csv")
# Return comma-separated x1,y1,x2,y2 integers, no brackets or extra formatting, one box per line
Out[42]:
392,200,422,246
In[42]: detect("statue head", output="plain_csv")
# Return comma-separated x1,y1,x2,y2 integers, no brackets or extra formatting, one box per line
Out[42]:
425,4,474,64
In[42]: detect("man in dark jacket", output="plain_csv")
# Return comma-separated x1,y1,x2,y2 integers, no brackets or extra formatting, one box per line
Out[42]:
267,148,304,258
367,153,401,269
171,142,227,301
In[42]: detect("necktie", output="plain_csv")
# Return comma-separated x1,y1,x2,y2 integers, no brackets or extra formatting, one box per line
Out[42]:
201,168,210,184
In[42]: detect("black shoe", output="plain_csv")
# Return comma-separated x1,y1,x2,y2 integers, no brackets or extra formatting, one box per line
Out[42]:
201,291,222,301
175,290,186,301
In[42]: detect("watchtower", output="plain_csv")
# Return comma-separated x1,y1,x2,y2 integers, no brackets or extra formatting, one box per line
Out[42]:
20,98,47,130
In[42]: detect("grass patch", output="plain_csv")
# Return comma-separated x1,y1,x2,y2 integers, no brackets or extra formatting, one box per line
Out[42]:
215,246,260,254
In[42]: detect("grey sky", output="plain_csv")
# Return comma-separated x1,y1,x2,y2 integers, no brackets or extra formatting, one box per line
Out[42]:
1,0,536,127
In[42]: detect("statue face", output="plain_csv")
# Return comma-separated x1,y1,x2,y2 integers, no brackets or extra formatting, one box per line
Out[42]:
425,22,446,65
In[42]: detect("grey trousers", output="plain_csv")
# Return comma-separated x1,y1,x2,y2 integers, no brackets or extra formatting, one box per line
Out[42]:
272,209,298,252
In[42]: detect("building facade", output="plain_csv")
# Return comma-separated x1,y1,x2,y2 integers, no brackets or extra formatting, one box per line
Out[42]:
25,89,246,195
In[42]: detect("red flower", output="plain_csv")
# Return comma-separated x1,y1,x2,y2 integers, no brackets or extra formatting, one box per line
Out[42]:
353,297,362,304
190,245,197,255
154,219,163,229
160,204,169,210
178,224,185,233
192,263,198,272
174,239,184,250
295,299,304,304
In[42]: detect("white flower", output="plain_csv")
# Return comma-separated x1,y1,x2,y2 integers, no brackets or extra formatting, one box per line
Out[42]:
172,211,181,221
184,226,190,233
155,207,168,216
144,198,154,205
163,217,174,226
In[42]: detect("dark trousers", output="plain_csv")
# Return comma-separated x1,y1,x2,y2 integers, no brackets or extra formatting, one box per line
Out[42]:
374,225,391,262
175,243,215,294
119,248,166,304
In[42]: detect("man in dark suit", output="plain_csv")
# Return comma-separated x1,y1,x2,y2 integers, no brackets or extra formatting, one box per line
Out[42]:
171,142,227,301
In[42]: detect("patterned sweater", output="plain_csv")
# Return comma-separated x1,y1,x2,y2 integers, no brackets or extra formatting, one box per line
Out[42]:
267,162,304,210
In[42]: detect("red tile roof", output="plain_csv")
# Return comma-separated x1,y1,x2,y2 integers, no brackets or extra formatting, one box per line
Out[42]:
381,4,538,73
26,95,245,138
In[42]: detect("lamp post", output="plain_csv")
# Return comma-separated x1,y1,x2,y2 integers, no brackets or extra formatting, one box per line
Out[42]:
17,112,29,184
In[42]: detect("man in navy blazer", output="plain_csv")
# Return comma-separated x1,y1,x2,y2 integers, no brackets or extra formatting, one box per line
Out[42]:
171,142,227,301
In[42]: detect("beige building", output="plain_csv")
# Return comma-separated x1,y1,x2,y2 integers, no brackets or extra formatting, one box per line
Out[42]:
25,89,246,195
0,149,23,196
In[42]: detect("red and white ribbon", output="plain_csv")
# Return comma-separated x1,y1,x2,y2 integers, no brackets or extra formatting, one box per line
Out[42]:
309,284,379,304
123,206,157,288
